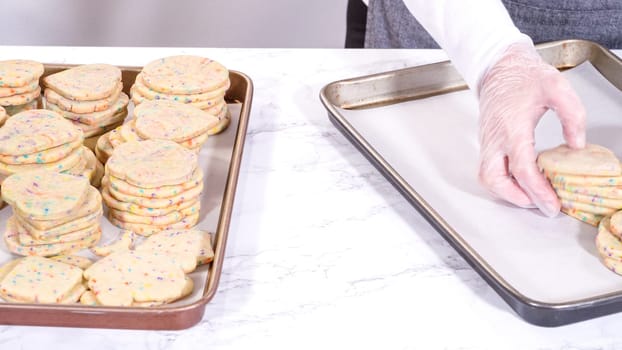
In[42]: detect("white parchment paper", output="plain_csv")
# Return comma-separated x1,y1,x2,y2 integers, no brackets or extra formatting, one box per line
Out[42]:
339,61,622,304
0,103,241,307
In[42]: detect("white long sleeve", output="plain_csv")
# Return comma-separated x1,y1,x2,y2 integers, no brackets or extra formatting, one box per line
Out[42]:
389,0,533,91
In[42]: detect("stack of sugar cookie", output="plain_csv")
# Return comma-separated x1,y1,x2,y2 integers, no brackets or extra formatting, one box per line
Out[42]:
0,109,84,185
130,55,230,135
43,64,129,149
0,60,44,116
538,143,622,226
1,170,102,257
102,139,202,236
595,214,622,276
102,100,218,158
0,256,86,304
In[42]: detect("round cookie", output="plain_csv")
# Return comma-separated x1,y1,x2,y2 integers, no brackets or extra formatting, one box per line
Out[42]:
609,211,622,239
0,137,82,165
83,250,193,306
108,212,199,236
43,64,122,101
109,208,185,226
0,86,40,107
1,170,90,220
555,188,622,209
119,120,141,143
133,72,228,102
560,199,617,216
95,130,114,164
560,207,603,226
596,216,622,260
109,201,199,226
0,60,44,88
0,79,39,98
0,109,83,156
547,172,622,187
208,108,230,136
602,257,622,276
133,100,217,142
555,183,622,200
537,144,621,176
131,84,223,110
101,186,198,217
106,168,203,199
106,139,198,188
178,132,209,149
92,156,104,188
4,99,39,116
107,179,203,208
141,55,229,94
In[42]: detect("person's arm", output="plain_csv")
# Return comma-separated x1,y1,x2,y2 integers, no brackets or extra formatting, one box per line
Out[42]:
401,0,586,216
400,0,530,90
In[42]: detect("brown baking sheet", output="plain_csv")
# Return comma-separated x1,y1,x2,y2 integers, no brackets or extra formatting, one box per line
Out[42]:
0,64,253,330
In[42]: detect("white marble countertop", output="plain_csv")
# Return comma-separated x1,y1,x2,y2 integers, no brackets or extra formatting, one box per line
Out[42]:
0,46,620,349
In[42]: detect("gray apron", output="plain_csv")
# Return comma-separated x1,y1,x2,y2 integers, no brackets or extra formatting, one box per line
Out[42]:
365,0,622,49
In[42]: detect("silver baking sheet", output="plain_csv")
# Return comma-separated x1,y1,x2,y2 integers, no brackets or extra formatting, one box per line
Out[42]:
321,40,622,326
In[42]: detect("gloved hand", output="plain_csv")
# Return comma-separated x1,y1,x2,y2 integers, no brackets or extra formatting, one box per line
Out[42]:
477,43,586,217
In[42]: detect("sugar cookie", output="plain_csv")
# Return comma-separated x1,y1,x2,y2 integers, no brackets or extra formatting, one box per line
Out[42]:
1,170,90,220
106,139,198,188
0,109,82,156
43,64,122,101
137,228,214,266
0,60,44,88
538,144,621,176
83,250,192,306
141,55,229,94
0,256,83,303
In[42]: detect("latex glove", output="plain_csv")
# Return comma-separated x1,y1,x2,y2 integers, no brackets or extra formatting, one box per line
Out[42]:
477,43,586,217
